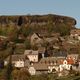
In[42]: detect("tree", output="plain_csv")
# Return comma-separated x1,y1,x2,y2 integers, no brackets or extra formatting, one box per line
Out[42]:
7,25,18,42
21,26,33,37
5,55,13,80
5,45,14,80
12,68,30,80
18,16,23,26
24,39,31,49
11,69,19,80
1,25,7,36
0,69,7,80
54,23,70,36
19,69,30,80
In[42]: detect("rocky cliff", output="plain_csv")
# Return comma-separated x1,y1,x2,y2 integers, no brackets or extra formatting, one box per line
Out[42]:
0,14,76,26
0,14,77,37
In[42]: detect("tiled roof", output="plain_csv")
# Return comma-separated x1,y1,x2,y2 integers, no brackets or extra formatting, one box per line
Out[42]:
67,58,74,64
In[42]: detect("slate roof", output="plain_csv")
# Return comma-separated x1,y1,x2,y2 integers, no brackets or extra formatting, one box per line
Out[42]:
5,55,26,62
30,63,48,71
53,51,67,58
39,57,57,64
29,57,61,71
38,47,46,54
39,57,65,65
24,50,38,55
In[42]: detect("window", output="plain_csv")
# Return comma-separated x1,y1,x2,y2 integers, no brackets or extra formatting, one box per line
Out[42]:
34,59,35,61
68,65,69,68
20,63,22,65
65,62,66,64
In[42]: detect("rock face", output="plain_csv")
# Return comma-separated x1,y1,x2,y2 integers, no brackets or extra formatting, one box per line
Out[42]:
0,14,77,37
0,14,76,26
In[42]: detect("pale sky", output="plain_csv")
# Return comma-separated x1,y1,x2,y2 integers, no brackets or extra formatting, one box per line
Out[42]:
0,0,80,28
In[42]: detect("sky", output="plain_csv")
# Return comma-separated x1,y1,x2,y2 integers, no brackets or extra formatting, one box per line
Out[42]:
0,0,80,28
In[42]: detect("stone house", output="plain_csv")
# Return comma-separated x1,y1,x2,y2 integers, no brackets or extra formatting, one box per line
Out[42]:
59,58,74,72
28,63,48,75
30,33,43,46
24,50,39,62
28,56,75,75
4,55,29,68
28,57,57,75
39,57,62,73
28,57,68,75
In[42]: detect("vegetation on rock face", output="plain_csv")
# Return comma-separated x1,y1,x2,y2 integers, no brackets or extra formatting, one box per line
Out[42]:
53,23,71,36
0,14,76,37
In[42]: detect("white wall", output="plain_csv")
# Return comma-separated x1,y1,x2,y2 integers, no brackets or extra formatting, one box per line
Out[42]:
15,61,24,67
28,67,36,75
4,60,25,68
27,55,38,62
59,60,71,72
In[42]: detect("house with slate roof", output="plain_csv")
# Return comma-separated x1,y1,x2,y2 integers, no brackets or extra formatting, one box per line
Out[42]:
4,54,30,68
24,50,39,62
53,51,67,58
30,33,43,46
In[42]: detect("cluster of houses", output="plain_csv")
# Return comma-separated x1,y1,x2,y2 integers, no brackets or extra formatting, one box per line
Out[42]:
4,48,80,76
1,28,80,76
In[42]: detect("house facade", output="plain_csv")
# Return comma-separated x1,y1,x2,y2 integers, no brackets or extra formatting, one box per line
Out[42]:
59,60,71,71
30,33,43,46
24,50,39,62
48,64,59,73
4,55,26,68
59,59,73,72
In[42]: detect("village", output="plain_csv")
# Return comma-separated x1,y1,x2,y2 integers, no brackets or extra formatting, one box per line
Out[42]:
1,28,80,77
0,15,80,80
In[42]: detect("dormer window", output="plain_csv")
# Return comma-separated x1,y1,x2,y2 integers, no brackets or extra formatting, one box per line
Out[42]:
65,62,66,64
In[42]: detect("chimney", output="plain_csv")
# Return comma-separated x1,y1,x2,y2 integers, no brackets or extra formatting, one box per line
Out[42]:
42,53,44,58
